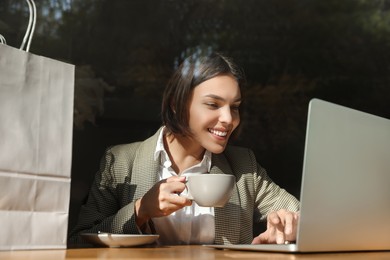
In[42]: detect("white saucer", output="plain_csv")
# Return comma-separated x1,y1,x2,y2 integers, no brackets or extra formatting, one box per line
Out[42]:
81,233,159,247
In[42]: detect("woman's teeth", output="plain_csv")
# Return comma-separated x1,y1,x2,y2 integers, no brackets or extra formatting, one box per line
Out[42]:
208,129,227,137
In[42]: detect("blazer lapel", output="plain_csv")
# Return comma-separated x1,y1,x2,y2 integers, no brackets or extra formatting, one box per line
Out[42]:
211,153,241,244
131,129,161,199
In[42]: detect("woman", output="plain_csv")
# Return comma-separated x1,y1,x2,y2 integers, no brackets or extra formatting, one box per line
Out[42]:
68,52,299,246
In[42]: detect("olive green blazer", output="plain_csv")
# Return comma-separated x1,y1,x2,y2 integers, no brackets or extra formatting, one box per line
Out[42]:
68,128,299,246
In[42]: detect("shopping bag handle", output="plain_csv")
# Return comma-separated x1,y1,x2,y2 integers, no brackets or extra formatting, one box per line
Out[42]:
0,34,6,45
0,0,36,52
20,0,37,52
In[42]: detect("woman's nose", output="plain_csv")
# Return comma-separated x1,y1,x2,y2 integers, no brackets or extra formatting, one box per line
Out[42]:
219,107,233,124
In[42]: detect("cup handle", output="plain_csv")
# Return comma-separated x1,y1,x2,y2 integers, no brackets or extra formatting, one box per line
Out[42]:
179,182,193,200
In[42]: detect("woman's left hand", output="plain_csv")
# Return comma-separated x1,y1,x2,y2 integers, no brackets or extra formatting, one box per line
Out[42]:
251,209,299,244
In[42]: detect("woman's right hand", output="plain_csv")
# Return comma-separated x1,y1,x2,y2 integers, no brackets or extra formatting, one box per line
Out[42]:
135,176,192,227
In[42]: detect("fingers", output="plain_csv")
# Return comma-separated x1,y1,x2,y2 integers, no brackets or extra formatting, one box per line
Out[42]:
274,210,298,244
161,176,187,196
136,176,192,224
268,210,285,243
165,175,186,183
164,175,195,202
251,232,268,244
154,177,190,211
252,210,299,244
282,211,294,238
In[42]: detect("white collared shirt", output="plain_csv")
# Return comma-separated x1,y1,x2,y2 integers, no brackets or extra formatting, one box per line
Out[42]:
152,128,215,245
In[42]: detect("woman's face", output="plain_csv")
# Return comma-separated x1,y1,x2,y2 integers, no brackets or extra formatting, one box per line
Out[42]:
188,74,241,154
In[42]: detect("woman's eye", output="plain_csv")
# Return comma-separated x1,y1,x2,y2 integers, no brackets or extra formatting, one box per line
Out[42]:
206,103,219,108
231,105,240,111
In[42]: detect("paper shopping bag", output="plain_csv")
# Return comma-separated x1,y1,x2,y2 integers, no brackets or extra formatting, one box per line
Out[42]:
0,43,75,250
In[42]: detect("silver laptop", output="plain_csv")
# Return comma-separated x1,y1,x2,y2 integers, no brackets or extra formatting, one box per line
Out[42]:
208,98,390,253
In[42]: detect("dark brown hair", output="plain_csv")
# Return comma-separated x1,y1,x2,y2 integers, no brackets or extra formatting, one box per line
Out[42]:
161,52,245,136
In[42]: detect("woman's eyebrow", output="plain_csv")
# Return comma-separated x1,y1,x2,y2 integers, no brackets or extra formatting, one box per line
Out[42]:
204,94,242,102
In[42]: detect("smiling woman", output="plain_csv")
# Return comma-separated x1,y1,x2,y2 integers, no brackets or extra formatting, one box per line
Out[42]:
68,52,300,247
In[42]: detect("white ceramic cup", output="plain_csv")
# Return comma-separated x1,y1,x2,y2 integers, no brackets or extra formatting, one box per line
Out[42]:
181,174,235,207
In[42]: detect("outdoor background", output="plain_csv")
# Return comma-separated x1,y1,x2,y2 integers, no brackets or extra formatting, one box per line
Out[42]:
1,0,390,235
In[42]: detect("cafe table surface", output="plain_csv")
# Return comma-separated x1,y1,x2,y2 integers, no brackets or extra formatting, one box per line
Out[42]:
1,245,390,260
0,245,390,260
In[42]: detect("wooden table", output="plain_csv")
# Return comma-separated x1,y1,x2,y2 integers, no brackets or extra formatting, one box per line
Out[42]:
1,245,390,260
